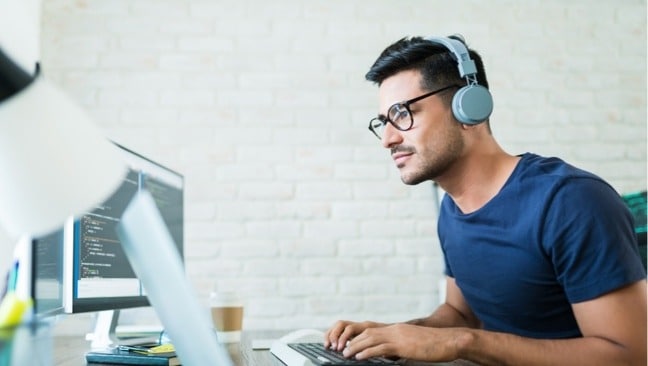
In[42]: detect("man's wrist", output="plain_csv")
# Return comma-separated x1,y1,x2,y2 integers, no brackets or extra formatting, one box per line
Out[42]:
453,328,478,360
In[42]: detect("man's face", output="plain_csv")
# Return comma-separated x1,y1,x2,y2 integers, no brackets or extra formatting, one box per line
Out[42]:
377,70,464,185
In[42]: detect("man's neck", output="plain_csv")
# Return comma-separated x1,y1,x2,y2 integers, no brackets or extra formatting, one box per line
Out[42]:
437,146,520,214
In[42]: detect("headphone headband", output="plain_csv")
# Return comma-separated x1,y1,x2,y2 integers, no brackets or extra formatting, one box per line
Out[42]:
424,36,477,78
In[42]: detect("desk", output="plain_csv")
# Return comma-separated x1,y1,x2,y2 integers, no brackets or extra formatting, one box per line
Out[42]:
54,330,285,365
53,330,478,366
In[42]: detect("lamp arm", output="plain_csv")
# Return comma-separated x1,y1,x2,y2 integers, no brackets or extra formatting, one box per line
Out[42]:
117,190,233,366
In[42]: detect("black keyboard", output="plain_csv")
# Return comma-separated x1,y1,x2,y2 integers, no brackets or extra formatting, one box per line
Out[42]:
287,343,401,365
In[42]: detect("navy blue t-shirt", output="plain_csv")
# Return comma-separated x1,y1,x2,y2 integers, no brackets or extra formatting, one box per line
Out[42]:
438,153,646,339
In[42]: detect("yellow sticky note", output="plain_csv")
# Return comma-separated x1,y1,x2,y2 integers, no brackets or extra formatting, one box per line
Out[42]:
148,343,175,354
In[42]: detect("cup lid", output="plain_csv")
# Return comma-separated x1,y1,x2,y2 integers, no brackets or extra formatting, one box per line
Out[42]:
209,291,242,305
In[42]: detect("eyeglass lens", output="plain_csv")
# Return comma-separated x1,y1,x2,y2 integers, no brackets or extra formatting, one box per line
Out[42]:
387,104,412,129
369,103,413,139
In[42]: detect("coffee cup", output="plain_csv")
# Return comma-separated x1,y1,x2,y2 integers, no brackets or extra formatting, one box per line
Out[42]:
209,291,244,343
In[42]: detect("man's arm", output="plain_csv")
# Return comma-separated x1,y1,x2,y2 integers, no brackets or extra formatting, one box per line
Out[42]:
455,280,647,365
406,276,481,329
345,280,647,366
324,277,478,351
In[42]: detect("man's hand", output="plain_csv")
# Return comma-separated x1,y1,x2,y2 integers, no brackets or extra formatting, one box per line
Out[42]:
341,323,463,362
323,320,387,352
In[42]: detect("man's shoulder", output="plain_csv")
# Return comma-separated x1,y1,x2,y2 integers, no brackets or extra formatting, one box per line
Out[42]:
507,153,620,213
516,153,606,187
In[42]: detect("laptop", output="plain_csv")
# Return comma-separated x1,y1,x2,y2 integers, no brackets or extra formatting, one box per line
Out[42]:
269,329,403,366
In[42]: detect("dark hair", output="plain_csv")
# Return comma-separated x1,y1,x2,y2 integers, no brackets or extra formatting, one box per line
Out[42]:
365,35,489,106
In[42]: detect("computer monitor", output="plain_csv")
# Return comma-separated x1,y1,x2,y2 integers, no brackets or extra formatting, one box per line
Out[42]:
61,143,184,346
31,228,66,318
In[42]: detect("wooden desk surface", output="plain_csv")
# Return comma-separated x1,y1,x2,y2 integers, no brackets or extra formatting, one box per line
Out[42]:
54,330,286,366
53,330,478,366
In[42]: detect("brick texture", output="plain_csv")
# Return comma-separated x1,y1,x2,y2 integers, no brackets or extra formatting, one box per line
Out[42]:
34,0,646,334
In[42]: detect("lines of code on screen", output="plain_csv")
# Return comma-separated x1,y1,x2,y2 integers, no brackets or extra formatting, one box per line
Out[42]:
79,169,138,280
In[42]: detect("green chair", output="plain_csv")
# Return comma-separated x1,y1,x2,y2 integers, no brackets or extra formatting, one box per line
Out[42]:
622,190,647,271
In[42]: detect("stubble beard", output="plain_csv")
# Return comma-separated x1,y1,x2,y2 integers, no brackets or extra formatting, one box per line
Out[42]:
398,126,465,186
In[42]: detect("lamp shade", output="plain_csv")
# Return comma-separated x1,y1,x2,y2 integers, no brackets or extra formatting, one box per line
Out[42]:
0,75,127,238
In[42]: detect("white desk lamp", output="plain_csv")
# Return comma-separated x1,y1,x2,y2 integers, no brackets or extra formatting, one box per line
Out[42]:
0,40,232,366
0,50,127,240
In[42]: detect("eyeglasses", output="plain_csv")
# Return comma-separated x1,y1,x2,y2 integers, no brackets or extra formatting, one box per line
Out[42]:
368,84,458,140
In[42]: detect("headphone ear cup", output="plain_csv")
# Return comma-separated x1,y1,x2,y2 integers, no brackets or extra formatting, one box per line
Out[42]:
452,85,493,125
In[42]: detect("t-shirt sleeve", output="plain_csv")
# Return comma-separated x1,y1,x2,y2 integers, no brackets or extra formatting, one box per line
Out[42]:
541,177,646,303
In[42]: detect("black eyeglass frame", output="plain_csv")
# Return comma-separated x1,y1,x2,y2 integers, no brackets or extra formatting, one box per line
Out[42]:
368,84,459,139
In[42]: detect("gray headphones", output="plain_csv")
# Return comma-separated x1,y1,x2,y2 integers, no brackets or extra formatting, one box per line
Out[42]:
425,36,493,125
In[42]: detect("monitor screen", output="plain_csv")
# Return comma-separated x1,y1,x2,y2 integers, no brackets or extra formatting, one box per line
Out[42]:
31,228,66,317
62,143,184,314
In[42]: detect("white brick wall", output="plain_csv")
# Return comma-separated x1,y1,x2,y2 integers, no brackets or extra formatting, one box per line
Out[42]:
30,0,648,334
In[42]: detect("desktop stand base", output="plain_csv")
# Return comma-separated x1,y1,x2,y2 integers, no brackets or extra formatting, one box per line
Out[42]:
85,310,159,349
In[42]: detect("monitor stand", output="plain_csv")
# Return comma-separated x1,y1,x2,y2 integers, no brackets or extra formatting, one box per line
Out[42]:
85,310,160,349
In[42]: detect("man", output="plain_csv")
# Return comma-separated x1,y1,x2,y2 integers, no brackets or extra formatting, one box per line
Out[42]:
324,35,647,365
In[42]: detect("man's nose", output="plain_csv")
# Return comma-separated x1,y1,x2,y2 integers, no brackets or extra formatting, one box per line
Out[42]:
381,122,402,149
